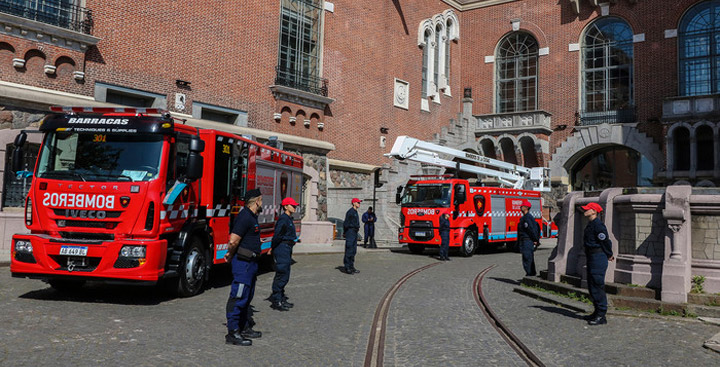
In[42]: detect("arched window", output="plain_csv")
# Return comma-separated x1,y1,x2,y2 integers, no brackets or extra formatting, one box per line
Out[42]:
674,127,691,171
445,20,453,85
499,138,518,164
697,125,715,171
435,24,443,96
496,32,539,113
582,17,634,116
421,29,432,99
519,137,539,168
679,0,720,96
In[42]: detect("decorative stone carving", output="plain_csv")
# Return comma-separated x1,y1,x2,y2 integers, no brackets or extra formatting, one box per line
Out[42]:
72,71,85,80
289,116,297,124
43,65,56,75
12,58,25,69
304,119,311,127
499,117,512,128
273,112,282,122
393,78,409,110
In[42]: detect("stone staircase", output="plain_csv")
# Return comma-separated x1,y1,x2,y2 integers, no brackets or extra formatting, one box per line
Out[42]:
519,271,720,318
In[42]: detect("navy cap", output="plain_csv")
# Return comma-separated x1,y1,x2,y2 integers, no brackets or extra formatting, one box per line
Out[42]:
245,189,262,199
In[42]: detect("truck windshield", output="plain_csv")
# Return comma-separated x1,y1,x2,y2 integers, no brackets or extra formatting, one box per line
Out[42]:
400,183,451,207
36,131,164,182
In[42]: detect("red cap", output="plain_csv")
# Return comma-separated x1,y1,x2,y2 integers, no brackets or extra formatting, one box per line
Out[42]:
520,200,532,208
581,202,603,213
351,198,362,204
281,197,299,207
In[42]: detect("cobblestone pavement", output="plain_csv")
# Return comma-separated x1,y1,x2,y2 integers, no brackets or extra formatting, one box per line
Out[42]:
0,243,718,366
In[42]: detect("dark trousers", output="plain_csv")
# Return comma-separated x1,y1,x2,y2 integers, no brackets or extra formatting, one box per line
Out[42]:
586,251,609,317
226,258,258,332
271,242,292,303
519,239,536,276
364,225,377,248
344,229,358,270
439,234,449,259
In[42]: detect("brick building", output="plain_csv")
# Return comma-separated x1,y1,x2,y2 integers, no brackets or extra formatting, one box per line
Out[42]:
0,0,715,248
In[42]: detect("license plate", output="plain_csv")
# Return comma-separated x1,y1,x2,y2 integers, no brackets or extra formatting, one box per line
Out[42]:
59,246,88,256
415,231,426,236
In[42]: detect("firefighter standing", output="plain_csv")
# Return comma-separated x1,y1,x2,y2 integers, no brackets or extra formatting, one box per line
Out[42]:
270,197,299,311
581,202,614,326
223,189,264,346
362,206,377,248
342,198,362,274
438,209,451,261
517,200,540,277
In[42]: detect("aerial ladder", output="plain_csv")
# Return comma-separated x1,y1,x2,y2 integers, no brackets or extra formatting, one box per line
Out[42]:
385,135,550,192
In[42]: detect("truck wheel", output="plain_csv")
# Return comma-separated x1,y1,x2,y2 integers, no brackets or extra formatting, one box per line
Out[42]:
460,231,476,257
176,237,208,297
408,243,425,254
48,279,86,292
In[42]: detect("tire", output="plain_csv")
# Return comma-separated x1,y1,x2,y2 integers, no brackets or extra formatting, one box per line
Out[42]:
408,243,425,254
48,279,86,292
460,231,476,257
176,237,209,297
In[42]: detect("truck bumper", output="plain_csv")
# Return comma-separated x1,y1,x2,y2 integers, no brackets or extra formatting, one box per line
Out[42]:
10,234,168,282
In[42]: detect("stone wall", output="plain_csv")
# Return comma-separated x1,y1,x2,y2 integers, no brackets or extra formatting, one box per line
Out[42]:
302,153,328,221
616,209,665,258
0,105,46,130
692,215,720,260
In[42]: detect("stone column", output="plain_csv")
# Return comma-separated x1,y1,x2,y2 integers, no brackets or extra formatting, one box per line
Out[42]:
547,191,583,282
661,185,692,303
599,188,624,283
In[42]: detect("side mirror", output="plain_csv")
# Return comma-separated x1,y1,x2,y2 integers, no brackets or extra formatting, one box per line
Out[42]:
189,137,205,153
395,185,404,204
454,184,466,205
12,132,27,173
186,152,203,181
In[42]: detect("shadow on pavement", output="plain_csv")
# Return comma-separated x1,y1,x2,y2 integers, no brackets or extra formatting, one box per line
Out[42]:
488,276,520,286
530,305,586,319
18,282,174,305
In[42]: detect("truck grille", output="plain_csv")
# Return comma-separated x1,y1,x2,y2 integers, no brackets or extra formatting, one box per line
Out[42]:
59,232,114,241
49,255,101,272
409,220,434,241
57,219,118,229
53,209,122,218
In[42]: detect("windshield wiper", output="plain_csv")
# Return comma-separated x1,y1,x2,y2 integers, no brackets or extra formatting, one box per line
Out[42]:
41,171,86,182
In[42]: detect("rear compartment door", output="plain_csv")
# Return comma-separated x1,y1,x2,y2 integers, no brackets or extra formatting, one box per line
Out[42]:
490,196,505,241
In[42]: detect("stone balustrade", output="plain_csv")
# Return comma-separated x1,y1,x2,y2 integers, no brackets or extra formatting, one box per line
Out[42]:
662,95,720,121
473,110,552,135
547,186,720,303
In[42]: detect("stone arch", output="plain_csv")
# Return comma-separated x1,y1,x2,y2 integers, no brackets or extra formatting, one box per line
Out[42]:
23,49,46,73
54,56,76,78
551,124,664,182
0,42,14,66
443,9,460,41
695,122,715,172
417,19,435,46
281,106,292,125
667,122,693,173
499,136,518,164
479,137,498,159
296,109,307,128
519,135,539,168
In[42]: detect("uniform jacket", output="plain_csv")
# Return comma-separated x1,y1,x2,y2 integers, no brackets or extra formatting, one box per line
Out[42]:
439,216,450,238
344,207,360,233
584,217,613,258
518,212,540,243
273,213,296,248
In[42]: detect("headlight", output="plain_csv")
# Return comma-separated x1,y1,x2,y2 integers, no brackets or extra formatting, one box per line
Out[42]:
119,245,146,258
15,240,33,253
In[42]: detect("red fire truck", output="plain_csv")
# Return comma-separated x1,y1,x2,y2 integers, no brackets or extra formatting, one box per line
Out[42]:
387,136,556,256
10,107,303,296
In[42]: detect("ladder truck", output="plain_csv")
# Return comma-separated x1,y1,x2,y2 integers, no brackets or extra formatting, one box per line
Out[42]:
386,136,557,256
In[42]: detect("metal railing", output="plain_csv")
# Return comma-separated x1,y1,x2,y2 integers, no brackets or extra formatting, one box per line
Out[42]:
275,65,328,97
578,106,636,125
0,1,93,34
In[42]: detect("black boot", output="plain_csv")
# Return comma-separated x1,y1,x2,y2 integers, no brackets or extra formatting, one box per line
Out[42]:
582,313,597,321
282,297,294,308
271,301,290,311
587,316,607,325
241,326,262,339
226,329,252,346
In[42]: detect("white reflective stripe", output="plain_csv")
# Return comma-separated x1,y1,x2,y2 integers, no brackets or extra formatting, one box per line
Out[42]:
217,136,223,141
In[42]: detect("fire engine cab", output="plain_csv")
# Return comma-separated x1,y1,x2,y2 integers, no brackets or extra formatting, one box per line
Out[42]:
10,107,303,296
386,136,556,256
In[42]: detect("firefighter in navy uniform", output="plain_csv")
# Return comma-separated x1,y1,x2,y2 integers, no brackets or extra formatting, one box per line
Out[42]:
223,189,264,346
517,200,540,277
342,198,362,274
438,209,451,261
270,197,300,311
581,202,615,326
